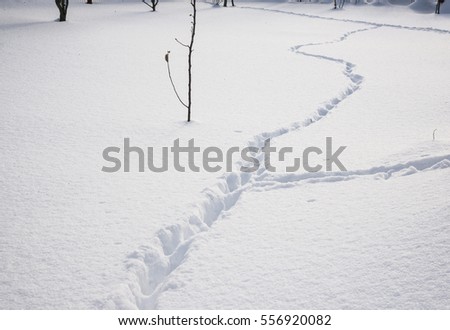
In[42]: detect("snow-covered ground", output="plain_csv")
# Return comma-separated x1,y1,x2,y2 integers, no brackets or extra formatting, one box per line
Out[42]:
0,0,449,309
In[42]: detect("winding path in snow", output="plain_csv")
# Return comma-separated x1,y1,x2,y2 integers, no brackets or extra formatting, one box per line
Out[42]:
240,5,450,35
107,7,450,309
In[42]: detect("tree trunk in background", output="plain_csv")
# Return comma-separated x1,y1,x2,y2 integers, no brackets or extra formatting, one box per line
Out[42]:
223,0,235,7
151,0,159,11
142,0,159,11
435,0,441,14
87,0,92,4
55,0,69,21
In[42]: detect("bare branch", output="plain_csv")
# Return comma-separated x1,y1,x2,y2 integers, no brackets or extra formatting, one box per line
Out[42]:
142,0,152,8
165,52,188,109
175,38,189,48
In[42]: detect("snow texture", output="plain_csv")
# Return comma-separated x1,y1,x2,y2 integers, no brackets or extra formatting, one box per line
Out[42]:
1,0,449,309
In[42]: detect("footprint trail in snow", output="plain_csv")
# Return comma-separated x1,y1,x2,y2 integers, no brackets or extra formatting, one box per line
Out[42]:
104,9,450,310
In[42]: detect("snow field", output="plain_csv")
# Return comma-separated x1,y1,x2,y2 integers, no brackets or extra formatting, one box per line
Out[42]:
1,0,449,309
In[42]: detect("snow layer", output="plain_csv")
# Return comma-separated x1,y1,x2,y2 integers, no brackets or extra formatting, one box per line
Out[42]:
157,167,450,309
1,0,449,309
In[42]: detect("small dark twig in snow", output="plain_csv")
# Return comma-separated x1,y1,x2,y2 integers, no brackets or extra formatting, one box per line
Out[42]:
175,38,189,48
165,51,188,109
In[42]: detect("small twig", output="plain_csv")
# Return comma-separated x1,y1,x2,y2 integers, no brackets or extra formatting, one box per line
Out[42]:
165,51,188,109
433,129,438,141
175,38,189,48
142,0,152,8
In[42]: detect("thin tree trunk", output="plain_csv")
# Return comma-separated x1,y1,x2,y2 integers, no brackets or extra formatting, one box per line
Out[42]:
166,0,196,122
435,0,441,14
142,0,158,12
55,0,69,21
151,0,158,11
187,0,196,122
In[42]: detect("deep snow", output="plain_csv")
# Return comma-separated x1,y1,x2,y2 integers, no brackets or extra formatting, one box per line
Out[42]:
0,0,449,309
